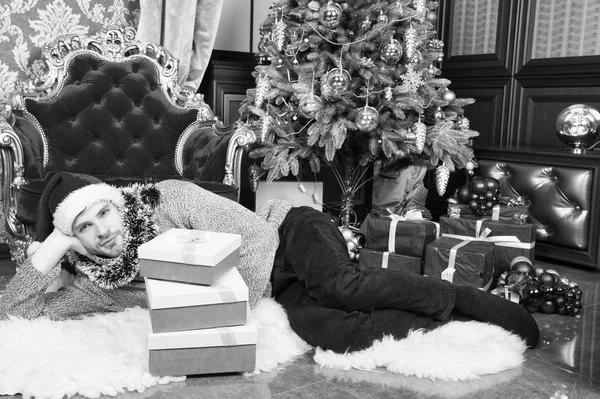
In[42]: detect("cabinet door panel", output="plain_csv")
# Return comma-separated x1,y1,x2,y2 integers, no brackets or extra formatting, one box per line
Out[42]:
513,81,600,148
449,78,512,147
440,0,517,77
516,0,600,76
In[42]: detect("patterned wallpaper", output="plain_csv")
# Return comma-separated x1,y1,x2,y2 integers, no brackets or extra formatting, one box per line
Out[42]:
450,0,499,56
0,0,140,103
532,0,600,59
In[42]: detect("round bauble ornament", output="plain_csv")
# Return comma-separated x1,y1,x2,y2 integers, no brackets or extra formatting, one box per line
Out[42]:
326,68,351,95
510,257,534,275
468,200,478,211
425,10,438,23
298,93,323,118
539,300,557,314
456,185,472,204
554,296,567,309
319,1,343,29
379,39,403,65
355,106,380,132
355,232,366,246
542,285,557,301
377,12,389,25
485,177,500,192
441,89,456,103
535,266,545,277
465,161,475,172
555,104,600,154
470,178,487,194
339,227,353,241
523,284,544,306
346,240,357,251
538,272,557,287
349,250,357,261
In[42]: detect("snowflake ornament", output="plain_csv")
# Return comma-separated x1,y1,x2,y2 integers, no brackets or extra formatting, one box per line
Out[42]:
400,65,424,93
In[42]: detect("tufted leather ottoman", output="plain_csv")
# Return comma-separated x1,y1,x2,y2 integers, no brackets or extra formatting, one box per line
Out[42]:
474,147,600,269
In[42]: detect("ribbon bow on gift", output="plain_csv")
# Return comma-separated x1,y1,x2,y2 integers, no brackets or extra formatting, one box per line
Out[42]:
165,230,211,264
441,224,531,291
384,208,440,253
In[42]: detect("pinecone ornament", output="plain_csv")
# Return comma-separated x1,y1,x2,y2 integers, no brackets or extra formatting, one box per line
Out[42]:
255,73,270,107
272,18,286,51
436,165,450,196
413,121,426,153
404,26,418,62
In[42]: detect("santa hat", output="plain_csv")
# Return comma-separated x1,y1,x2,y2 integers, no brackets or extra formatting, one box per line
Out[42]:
36,172,124,239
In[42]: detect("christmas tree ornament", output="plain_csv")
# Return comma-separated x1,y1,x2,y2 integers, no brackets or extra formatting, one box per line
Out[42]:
272,17,286,51
441,89,456,103
255,73,270,107
384,86,393,101
485,177,499,192
379,37,403,65
299,93,323,118
425,10,438,23
413,120,426,153
320,1,343,29
470,177,487,194
404,26,418,62
360,15,372,31
308,0,320,11
510,256,535,276
456,184,472,204
427,64,436,75
400,65,424,92
436,165,450,196
326,68,351,95
410,50,422,64
455,115,470,130
377,11,389,25
538,272,557,286
413,0,426,21
355,105,380,132
433,106,445,122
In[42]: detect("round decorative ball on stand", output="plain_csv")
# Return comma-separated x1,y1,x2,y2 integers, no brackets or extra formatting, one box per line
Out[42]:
555,104,600,154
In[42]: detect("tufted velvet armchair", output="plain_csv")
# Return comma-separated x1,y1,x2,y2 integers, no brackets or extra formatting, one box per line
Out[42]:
0,27,252,264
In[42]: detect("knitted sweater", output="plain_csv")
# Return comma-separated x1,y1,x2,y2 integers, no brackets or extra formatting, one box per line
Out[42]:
0,180,292,320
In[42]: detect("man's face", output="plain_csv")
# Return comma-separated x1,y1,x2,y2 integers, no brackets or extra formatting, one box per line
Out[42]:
72,201,124,258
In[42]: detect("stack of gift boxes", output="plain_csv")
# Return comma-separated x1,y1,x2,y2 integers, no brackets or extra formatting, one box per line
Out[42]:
359,205,536,292
137,228,257,376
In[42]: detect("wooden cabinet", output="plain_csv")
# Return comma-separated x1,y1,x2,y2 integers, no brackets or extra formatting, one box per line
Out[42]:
439,0,600,149
199,50,257,126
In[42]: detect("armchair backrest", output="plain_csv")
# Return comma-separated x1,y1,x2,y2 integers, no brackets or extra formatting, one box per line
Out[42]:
12,27,217,180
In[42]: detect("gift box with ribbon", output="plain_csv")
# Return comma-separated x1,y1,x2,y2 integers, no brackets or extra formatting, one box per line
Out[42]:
439,215,535,280
138,228,241,285
148,323,257,375
364,210,440,257
359,248,422,275
453,201,530,224
145,267,249,333
423,236,495,290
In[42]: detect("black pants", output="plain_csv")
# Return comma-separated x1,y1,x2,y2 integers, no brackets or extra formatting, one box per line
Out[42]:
272,207,460,353
272,207,539,352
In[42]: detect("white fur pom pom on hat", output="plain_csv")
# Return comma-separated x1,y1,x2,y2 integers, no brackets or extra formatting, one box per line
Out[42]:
52,183,124,236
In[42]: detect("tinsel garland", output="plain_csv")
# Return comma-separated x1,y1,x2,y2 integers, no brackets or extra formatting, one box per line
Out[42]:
67,183,161,289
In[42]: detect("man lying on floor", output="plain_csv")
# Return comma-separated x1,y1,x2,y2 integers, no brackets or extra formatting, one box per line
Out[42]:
0,172,540,351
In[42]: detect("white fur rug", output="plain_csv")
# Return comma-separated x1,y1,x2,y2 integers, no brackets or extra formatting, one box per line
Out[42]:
0,298,527,398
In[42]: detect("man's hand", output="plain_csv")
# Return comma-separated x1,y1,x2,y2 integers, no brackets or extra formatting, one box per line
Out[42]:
31,229,90,274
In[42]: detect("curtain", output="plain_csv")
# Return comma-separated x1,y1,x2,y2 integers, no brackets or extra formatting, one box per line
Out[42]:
136,0,224,92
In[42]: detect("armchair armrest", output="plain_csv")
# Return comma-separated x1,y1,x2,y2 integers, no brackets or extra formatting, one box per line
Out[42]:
223,124,256,192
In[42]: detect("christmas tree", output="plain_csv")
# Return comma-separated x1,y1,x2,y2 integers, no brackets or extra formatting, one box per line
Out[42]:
239,0,478,224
